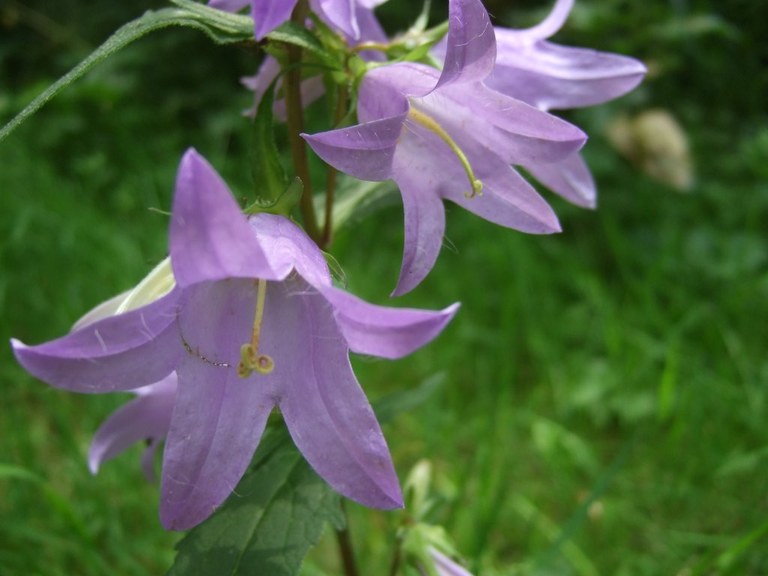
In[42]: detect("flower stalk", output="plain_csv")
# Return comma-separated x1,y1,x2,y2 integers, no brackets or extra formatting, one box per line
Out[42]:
285,0,321,242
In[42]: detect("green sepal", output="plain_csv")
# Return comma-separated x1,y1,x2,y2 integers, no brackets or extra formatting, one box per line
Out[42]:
0,3,254,143
266,22,340,70
244,177,304,217
167,427,343,576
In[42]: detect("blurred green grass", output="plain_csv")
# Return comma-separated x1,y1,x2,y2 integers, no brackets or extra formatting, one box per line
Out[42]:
2,0,768,574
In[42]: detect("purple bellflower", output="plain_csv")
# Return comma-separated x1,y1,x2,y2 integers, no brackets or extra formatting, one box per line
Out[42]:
484,0,647,207
12,149,458,531
208,0,388,41
303,0,587,295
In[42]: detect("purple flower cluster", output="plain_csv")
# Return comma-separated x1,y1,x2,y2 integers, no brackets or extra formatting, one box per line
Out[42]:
306,0,645,293
11,0,643,532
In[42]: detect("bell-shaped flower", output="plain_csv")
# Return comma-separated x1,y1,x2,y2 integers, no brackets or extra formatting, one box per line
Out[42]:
208,0,389,41
484,0,646,207
303,0,586,295
12,149,458,531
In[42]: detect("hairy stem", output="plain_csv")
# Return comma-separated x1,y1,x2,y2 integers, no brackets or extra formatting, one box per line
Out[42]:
284,0,320,242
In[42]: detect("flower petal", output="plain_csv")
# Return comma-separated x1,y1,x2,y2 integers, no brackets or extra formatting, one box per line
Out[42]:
435,0,496,90
170,149,288,287
88,375,177,477
431,548,475,576
393,174,447,297
526,152,597,208
489,37,647,110
313,0,358,39
302,113,407,182
248,213,332,289
385,128,452,296
159,280,275,530
419,81,587,164
280,287,402,509
515,0,574,42
320,286,459,359
443,154,561,234
11,290,182,393
252,0,299,40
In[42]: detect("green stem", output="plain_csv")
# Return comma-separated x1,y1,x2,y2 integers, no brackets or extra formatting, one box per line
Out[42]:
336,502,360,576
284,0,320,242
321,85,349,247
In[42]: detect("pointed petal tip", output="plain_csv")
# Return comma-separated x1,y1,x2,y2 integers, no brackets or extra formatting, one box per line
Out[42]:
350,476,404,510
10,337,26,353
87,455,100,476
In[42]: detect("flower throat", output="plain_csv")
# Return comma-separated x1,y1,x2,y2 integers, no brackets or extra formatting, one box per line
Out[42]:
237,279,274,378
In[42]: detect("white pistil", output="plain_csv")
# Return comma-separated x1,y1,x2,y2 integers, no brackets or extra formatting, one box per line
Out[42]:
407,107,484,199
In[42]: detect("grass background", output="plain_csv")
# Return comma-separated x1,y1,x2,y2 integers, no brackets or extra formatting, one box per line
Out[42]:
1,0,767,574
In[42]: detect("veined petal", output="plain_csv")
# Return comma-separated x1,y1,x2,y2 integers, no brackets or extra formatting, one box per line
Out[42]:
280,288,402,509
354,0,388,44
321,286,459,359
248,214,332,289
88,375,177,478
526,152,597,208
170,149,288,287
443,155,561,234
392,168,447,297
420,82,586,164
303,113,407,182
313,0,358,39
435,0,496,90
160,280,274,530
490,38,647,110
11,290,181,393
252,0,299,40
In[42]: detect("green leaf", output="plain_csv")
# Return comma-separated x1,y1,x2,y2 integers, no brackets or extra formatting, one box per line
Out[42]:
250,80,288,204
266,22,339,69
0,5,253,143
167,429,341,576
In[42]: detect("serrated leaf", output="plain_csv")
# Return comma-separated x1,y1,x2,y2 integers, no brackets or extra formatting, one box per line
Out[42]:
167,429,341,576
0,5,253,143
